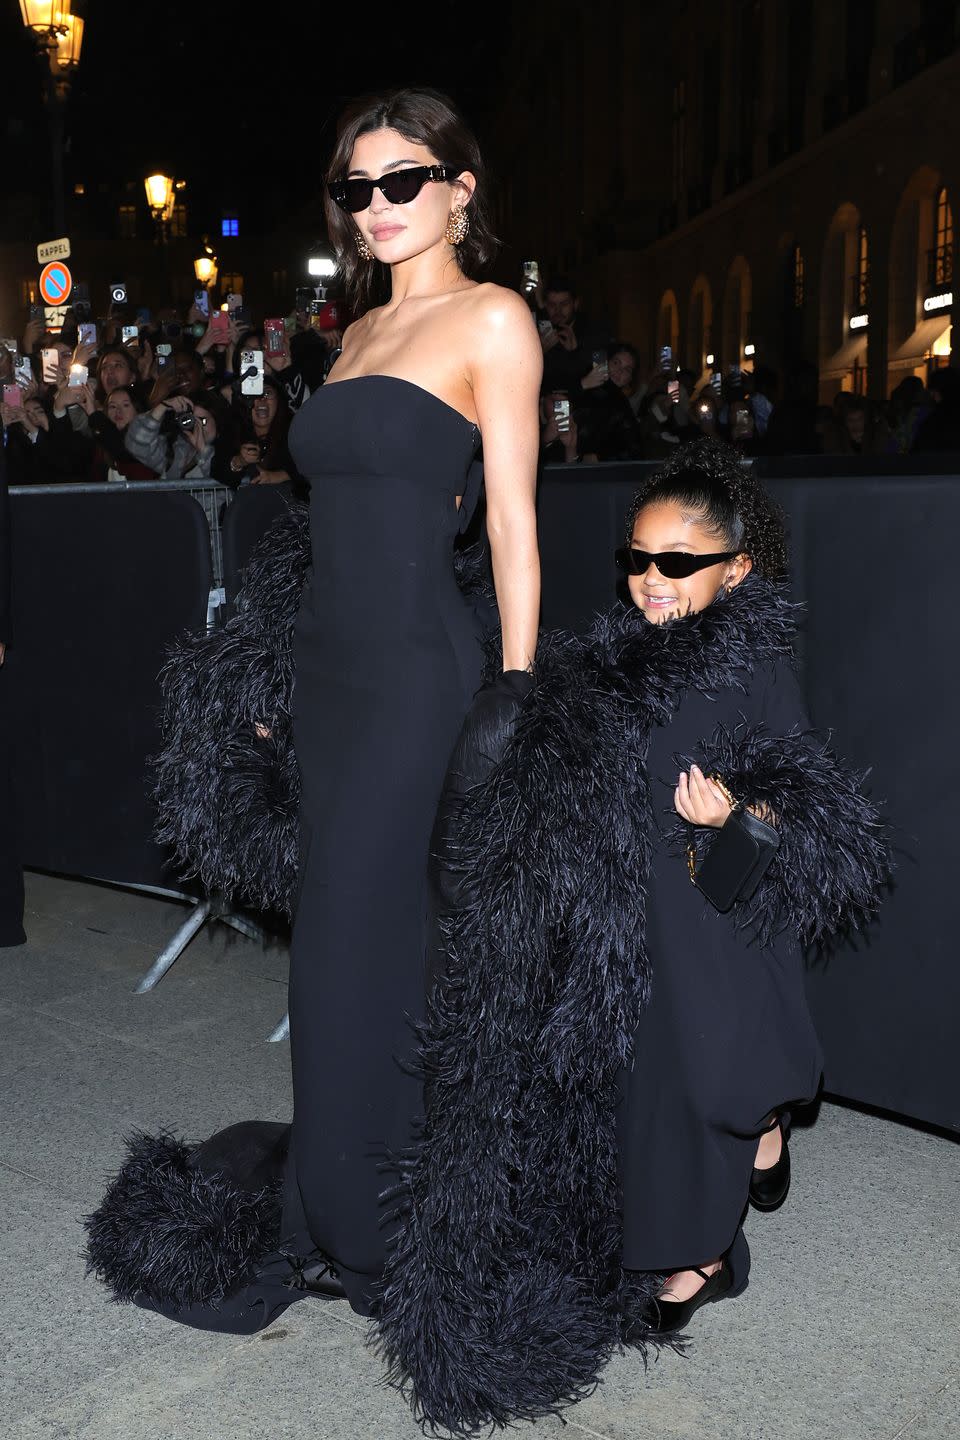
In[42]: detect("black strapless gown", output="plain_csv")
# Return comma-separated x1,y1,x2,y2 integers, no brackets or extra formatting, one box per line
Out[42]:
283,376,487,1314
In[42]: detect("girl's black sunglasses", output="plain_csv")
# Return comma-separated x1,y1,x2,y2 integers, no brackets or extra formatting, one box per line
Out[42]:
327,164,457,214
615,546,738,578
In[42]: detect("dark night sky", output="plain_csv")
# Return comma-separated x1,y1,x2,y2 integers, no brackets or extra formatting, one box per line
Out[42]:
1,0,516,238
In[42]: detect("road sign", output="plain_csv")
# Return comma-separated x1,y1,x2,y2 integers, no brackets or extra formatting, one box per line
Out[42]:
39,261,73,306
43,304,69,332
37,237,71,264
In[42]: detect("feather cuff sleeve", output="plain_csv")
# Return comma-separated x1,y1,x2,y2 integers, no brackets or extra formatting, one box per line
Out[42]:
678,721,892,947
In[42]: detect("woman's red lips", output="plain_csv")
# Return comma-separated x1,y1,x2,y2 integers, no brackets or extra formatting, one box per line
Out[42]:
371,224,404,239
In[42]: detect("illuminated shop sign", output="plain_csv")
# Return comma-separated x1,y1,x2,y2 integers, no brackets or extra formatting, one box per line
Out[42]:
923,292,953,313
849,313,869,330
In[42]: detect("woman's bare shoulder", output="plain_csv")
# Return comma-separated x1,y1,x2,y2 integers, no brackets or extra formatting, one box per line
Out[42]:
464,281,537,335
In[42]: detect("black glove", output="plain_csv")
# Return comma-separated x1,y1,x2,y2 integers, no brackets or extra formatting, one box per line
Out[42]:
429,669,533,919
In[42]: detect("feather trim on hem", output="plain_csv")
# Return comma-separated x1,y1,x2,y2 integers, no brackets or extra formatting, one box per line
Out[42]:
83,1131,282,1309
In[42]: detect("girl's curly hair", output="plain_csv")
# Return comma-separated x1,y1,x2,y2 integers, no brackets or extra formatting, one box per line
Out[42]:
625,437,789,579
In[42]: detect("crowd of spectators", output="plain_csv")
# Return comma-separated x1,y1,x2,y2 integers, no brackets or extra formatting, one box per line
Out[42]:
3,271,959,484
525,272,960,465
0,296,340,492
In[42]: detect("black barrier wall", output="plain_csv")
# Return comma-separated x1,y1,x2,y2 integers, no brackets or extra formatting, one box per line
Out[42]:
6,490,211,890
5,468,956,1130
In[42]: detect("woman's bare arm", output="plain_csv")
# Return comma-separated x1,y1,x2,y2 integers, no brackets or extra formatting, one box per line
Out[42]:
470,288,543,673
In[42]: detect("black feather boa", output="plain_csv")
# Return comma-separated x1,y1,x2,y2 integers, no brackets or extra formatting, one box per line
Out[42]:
372,574,891,1434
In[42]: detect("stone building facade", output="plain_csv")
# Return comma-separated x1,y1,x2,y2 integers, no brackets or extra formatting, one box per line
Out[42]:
495,0,960,400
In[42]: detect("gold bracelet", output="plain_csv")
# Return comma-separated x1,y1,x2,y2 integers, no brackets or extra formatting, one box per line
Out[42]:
686,772,740,884
708,773,740,811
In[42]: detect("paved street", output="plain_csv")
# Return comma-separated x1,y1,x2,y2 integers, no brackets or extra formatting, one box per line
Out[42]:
3,872,958,1440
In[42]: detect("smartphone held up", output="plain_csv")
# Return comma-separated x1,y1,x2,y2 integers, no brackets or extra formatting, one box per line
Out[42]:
240,349,265,396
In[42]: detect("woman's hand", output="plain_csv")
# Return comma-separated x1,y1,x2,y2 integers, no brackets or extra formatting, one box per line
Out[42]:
264,338,292,372
148,369,181,407
73,381,97,416
52,379,74,414
72,340,98,369
22,318,44,354
137,338,154,382
560,416,579,461
1,401,24,428
674,765,733,828
250,467,290,486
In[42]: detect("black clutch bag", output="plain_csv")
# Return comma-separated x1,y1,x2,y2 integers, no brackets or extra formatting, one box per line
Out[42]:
687,777,780,913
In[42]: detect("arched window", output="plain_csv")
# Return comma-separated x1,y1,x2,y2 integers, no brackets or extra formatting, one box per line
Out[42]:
657,290,680,360
793,245,805,308
855,226,869,309
934,187,953,287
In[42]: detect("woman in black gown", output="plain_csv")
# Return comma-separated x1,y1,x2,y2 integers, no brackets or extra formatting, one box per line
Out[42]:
86,88,541,1329
286,90,541,1316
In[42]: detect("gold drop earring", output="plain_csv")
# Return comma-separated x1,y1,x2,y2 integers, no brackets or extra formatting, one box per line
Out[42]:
444,205,470,245
356,229,373,260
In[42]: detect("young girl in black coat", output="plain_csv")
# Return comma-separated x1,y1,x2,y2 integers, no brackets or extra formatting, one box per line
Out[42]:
613,445,825,1333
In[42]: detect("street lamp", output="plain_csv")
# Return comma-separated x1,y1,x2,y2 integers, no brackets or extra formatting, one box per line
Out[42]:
193,237,218,290
19,0,85,234
145,172,176,242
52,10,83,71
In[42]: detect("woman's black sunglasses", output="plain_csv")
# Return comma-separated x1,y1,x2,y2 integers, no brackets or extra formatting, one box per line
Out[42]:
615,546,739,578
327,164,457,214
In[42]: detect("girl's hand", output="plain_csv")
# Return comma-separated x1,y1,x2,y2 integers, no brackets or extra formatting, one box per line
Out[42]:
674,765,733,828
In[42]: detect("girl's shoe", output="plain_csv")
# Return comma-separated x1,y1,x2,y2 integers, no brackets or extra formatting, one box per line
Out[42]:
749,1120,791,1211
648,1259,746,1335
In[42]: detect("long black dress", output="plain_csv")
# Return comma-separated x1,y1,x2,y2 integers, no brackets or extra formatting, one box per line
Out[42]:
283,374,487,1314
619,657,824,1275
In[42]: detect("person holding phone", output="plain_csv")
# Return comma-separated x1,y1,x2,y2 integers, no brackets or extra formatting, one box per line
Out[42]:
537,274,610,396
539,389,581,462
228,375,302,492
123,392,221,480
576,342,646,461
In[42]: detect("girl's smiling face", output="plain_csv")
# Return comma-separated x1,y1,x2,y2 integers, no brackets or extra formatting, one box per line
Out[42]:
627,500,752,624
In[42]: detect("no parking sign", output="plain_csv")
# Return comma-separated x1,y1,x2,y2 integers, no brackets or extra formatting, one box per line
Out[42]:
39,261,73,307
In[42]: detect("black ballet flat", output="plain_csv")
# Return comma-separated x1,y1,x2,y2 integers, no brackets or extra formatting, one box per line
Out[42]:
749,1124,791,1211
648,1261,740,1335
288,1251,347,1300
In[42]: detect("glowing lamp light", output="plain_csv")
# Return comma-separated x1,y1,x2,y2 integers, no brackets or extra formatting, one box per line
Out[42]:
849,313,869,331
144,173,176,222
193,236,218,287
52,10,82,69
307,256,337,278
924,292,953,313
19,0,69,31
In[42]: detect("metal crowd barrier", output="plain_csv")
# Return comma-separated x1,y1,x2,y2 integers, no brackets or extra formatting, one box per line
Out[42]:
9,478,287,1040
9,477,233,628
